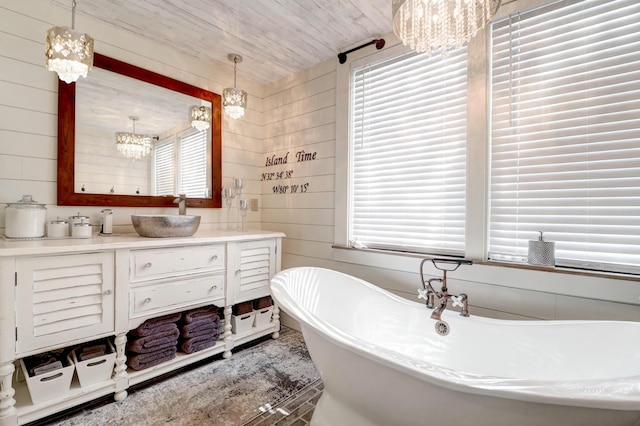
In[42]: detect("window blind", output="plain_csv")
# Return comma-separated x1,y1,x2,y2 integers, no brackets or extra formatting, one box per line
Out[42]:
351,48,468,255
154,138,175,196
178,129,208,198
490,0,640,273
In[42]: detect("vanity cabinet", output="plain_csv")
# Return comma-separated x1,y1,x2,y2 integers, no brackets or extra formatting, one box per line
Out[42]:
0,232,283,426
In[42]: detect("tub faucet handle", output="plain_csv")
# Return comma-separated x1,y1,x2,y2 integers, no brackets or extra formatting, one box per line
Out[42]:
451,295,464,308
417,288,429,301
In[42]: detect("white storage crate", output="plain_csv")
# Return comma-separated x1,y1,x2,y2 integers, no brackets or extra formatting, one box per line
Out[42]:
253,306,273,328
231,311,256,334
19,357,74,405
69,340,116,387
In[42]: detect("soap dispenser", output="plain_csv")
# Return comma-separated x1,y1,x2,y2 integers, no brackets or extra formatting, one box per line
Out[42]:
527,231,555,267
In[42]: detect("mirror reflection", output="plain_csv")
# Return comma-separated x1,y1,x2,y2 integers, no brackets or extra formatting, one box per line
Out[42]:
74,67,212,197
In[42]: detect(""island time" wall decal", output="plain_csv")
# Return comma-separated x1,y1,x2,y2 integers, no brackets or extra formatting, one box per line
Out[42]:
261,150,316,194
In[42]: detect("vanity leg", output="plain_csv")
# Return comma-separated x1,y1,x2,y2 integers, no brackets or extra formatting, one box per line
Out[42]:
271,304,280,339
113,333,128,401
0,361,17,426
223,305,233,359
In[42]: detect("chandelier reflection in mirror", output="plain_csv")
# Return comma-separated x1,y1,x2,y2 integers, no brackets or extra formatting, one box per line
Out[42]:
116,116,154,161
223,54,248,119
190,105,212,131
392,0,501,55
45,0,94,84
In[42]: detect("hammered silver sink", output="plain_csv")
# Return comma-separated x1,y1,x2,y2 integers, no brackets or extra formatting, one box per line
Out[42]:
131,215,201,238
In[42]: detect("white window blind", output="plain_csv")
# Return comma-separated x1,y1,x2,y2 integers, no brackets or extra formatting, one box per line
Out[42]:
490,0,640,273
154,138,175,196
351,49,468,255
178,129,208,198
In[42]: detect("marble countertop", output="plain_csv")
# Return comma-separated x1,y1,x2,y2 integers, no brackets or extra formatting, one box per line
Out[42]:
0,228,285,257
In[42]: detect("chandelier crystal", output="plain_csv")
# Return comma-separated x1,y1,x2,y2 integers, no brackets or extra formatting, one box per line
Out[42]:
223,54,247,120
190,105,212,131
392,0,501,55
45,0,94,84
116,117,153,161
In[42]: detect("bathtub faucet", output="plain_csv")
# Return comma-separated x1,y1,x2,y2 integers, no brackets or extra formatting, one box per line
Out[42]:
418,258,472,320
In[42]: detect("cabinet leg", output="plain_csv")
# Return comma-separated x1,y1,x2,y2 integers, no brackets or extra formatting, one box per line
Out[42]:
223,305,233,359
113,333,128,401
271,304,280,339
0,361,17,423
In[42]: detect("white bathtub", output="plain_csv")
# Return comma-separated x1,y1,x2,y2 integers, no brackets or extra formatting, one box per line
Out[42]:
270,267,640,426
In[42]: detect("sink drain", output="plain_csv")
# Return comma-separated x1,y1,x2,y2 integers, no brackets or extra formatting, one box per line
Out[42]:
435,320,450,336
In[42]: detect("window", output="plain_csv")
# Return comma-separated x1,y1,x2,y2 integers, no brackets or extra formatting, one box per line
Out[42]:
490,0,640,273
152,128,209,198
350,48,468,255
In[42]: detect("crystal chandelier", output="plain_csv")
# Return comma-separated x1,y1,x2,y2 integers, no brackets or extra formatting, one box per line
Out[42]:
223,54,247,120
190,105,212,131
45,0,94,84
392,0,501,55
116,116,153,161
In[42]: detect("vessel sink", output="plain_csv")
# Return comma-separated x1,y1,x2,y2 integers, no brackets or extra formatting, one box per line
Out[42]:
131,214,201,238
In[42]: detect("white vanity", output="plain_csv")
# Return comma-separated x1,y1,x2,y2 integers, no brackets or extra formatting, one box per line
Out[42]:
0,230,284,426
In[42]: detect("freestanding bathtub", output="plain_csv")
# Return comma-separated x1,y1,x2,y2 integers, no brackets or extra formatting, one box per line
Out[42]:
270,267,640,426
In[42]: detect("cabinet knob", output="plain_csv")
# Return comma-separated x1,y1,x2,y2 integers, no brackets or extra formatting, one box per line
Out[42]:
211,255,218,261
210,285,217,292
103,289,112,296
144,262,152,269
144,297,152,304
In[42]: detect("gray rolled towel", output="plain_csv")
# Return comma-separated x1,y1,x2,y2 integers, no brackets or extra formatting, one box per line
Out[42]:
181,306,220,324
126,327,179,353
179,331,221,354
180,319,219,339
129,312,181,337
126,347,177,371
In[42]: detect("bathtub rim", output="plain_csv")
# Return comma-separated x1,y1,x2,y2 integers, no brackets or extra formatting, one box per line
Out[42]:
270,266,640,412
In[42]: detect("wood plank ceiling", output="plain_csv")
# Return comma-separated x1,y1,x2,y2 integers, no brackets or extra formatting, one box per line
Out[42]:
52,0,393,85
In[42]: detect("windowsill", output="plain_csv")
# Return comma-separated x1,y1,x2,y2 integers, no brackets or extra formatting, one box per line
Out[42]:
331,245,640,283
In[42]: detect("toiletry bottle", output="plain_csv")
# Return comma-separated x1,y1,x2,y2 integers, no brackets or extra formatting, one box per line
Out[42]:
101,209,113,235
527,231,555,267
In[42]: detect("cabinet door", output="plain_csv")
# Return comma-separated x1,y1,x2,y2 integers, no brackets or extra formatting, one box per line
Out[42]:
16,252,115,355
228,239,279,304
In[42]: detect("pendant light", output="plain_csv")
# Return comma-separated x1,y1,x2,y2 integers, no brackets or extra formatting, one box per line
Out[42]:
223,54,247,120
190,105,212,131
392,0,501,55
116,116,153,161
45,0,94,84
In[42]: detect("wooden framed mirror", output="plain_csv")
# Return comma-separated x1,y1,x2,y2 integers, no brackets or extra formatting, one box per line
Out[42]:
57,53,222,208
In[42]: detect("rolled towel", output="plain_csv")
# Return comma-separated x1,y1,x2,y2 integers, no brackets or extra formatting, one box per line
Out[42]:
179,331,221,354
126,327,179,353
182,306,219,324
180,319,219,339
126,347,177,371
128,322,180,338
129,312,181,336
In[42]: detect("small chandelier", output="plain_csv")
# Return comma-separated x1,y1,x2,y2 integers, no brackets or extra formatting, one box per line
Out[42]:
45,0,94,84
392,0,501,55
223,54,248,120
116,116,153,161
190,105,212,131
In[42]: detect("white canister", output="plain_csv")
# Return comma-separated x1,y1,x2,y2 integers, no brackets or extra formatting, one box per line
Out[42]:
5,195,47,238
69,212,90,234
72,222,93,238
47,218,69,238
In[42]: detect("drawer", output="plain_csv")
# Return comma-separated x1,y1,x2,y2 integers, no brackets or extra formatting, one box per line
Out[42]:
131,245,224,282
131,274,224,317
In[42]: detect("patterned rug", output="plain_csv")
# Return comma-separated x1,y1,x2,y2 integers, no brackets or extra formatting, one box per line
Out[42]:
38,327,319,426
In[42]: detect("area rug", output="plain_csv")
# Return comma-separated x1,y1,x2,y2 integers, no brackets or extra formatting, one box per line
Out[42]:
42,327,319,426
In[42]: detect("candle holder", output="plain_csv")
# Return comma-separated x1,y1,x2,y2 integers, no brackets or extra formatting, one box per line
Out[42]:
222,187,236,230
239,199,249,231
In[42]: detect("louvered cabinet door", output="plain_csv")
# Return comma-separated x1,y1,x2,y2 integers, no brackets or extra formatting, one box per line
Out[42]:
15,252,115,355
228,239,278,304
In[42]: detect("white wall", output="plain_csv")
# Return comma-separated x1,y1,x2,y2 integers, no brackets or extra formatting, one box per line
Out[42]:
261,29,640,322
0,0,263,233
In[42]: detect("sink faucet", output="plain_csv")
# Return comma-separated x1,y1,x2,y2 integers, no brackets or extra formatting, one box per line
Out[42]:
173,194,187,215
418,258,472,320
